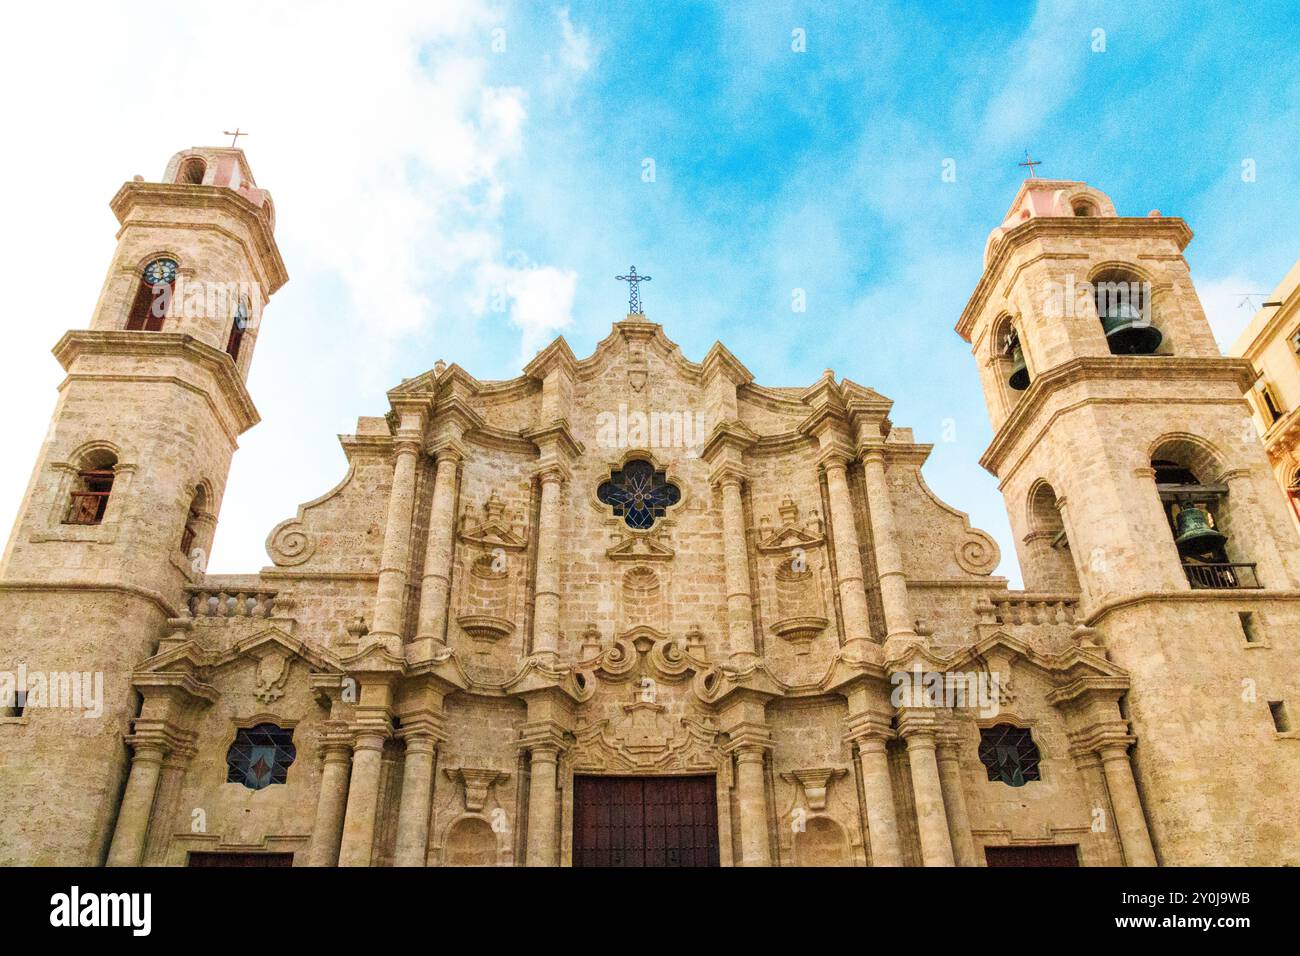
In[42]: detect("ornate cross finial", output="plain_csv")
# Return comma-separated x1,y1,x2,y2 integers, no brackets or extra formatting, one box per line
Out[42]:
615,266,652,315
1018,149,1041,178
223,128,248,148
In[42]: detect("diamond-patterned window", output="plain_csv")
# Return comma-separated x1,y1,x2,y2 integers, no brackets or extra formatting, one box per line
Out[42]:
978,724,1041,787
226,723,297,791
597,459,681,530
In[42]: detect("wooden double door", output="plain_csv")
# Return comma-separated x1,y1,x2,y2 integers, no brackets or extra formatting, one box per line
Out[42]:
572,775,720,867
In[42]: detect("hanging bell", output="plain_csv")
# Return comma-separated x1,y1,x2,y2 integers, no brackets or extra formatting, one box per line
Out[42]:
1008,342,1030,391
1174,505,1227,556
1100,301,1163,355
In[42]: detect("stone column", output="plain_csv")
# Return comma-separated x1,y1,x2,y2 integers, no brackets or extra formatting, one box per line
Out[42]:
337,729,389,867
370,433,423,648
935,733,978,867
106,740,167,867
860,448,916,643
306,740,352,867
821,451,873,653
1100,743,1157,867
531,465,566,659
525,743,561,866
414,445,462,645
716,471,757,661
854,735,903,866
900,719,955,867
393,732,438,867
732,745,772,866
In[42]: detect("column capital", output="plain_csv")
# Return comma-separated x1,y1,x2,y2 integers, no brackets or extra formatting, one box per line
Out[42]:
816,441,857,473
722,727,773,758
428,437,466,464
518,719,570,756
523,419,584,462
392,435,423,457
857,442,888,466
845,713,895,748
533,459,572,486
396,710,446,748
708,462,749,490
896,708,943,745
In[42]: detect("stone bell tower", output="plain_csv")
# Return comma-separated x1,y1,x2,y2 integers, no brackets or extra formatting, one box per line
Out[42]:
957,178,1300,865
0,146,287,865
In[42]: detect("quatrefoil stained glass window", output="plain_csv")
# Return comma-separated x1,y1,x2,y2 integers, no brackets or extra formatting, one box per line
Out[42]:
597,459,680,530
226,723,297,791
978,724,1041,788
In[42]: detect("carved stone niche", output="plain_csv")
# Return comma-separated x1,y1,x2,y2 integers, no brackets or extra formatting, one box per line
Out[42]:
455,490,527,644
757,497,829,654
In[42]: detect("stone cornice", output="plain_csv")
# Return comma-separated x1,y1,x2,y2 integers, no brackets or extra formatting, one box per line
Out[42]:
980,356,1257,477
699,419,759,464
956,216,1193,341
110,181,288,295
522,337,579,380
523,419,584,461
53,330,260,436
700,342,754,386
1084,588,1300,628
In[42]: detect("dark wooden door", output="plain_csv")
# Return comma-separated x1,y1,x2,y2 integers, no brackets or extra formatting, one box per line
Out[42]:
187,851,294,867
984,844,1079,867
573,775,719,867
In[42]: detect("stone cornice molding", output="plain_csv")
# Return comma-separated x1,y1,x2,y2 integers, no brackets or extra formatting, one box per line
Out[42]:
53,330,260,437
110,181,288,294
522,337,579,381
980,357,1257,477
1084,588,1300,628
957,216,1192,340
699,419,759,464
523,419,584,462
700,341,754,386
0,579,180,619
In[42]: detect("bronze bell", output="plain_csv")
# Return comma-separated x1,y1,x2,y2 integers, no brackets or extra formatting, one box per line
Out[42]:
1100,301,1163,355
1008,341,1030,391
1174,504,1227,556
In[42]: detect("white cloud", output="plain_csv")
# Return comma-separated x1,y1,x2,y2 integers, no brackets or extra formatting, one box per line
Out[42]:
0,1,576,573
557,6,594,73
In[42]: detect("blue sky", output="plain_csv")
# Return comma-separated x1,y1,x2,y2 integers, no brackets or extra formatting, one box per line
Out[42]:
1,1,1298,584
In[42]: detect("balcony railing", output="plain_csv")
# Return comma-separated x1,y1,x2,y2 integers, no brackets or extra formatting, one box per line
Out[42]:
1183,562,1261,590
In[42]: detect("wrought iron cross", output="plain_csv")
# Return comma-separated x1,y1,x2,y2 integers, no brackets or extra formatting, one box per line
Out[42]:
1018,150,1042,177
224,128,248,148
616,266,651,314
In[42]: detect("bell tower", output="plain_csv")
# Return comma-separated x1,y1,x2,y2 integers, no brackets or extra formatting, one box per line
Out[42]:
958,178,1300,864
0,146,286,864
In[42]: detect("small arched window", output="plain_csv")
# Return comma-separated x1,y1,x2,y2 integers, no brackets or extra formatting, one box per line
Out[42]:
65,449,117,525
226,298,250,361
177,157,206,185
180,486,206,558
125,257,177,332
1093,268,1161,355
1072,200,1097,217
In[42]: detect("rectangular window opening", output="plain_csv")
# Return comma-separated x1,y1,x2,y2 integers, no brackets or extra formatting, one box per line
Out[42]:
1238,611,1260,644
1269,700,1292,734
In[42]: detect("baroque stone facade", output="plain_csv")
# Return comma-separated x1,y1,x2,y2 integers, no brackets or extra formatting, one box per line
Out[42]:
1,152,1297,867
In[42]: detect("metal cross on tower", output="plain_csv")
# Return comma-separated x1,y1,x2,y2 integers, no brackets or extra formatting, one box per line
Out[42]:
224,128,248,148
1018,150,1042,177
616,266,652,314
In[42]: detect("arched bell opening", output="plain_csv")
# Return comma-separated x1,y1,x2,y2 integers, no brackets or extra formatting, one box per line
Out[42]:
1093,268,1162,356
992,315,1030,410
1151,442,1257,589
1026,481,1080,592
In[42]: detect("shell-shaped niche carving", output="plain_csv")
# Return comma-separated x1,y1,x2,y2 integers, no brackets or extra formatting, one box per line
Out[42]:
769,562,827,654
621,565,661,625
457,551,515,642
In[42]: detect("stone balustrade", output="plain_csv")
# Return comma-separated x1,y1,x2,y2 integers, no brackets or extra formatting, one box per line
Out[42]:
185,583,281,619
987,592,1078,626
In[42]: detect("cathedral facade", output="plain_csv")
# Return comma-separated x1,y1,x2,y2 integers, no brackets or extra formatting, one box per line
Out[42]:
1,148,1297,867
